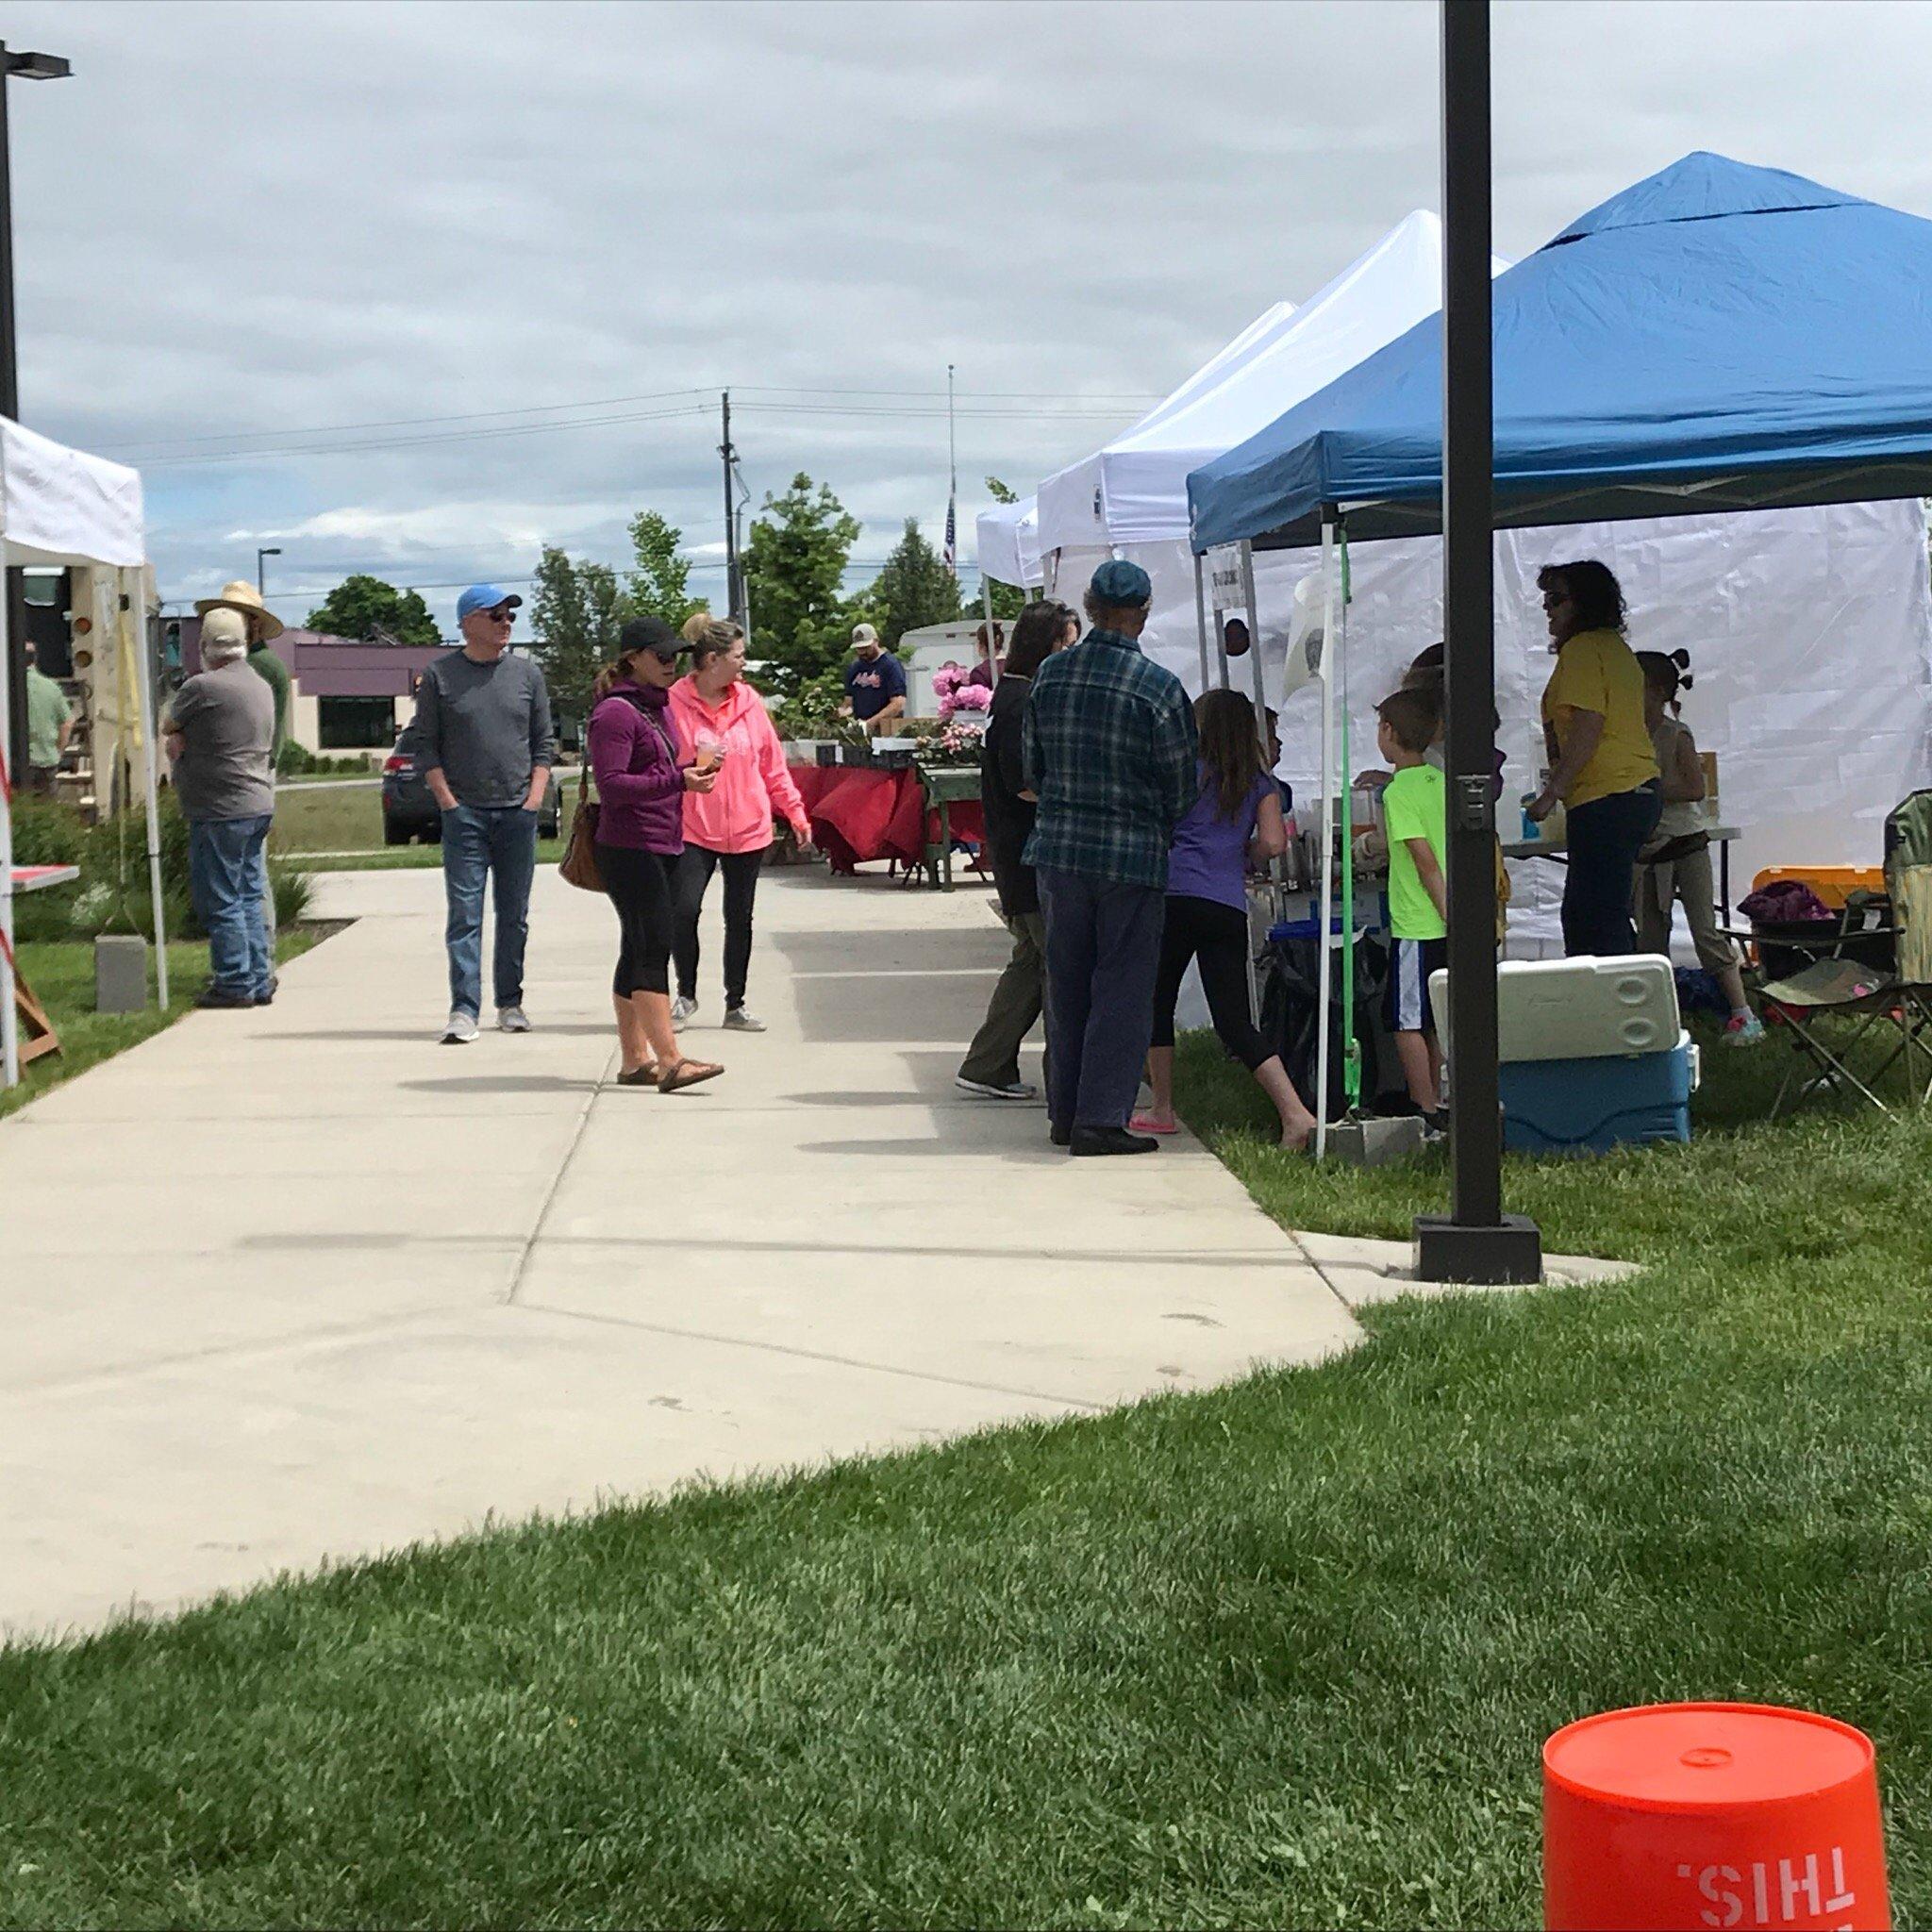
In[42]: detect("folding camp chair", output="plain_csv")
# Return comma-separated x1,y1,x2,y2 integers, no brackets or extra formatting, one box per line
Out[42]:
1755,790,1932,1118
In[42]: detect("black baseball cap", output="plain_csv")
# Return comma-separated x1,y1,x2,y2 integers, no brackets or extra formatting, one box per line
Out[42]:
621,616,683,660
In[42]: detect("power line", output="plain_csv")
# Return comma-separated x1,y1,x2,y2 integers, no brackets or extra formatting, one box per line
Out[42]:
133,403,717,468
110,382,1164,458
105,388,717,457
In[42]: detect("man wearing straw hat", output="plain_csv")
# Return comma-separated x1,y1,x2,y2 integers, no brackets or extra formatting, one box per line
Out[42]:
194,580,291,764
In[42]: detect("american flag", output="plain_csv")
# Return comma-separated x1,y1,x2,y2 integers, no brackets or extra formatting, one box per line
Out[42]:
943,491,958,575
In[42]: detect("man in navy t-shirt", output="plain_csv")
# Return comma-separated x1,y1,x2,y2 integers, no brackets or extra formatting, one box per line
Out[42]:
841,623,908,734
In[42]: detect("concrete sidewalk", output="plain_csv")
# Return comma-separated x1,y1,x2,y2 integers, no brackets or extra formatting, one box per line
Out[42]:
1,861,1381,1638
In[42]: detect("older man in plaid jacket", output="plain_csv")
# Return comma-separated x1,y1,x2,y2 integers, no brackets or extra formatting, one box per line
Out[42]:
1024,558,1198,1156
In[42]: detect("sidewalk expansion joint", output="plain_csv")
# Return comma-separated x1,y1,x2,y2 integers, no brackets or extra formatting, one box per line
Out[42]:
502,1050,616,1307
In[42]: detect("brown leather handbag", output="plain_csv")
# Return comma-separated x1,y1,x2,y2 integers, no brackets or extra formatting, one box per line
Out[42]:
558,761,604,891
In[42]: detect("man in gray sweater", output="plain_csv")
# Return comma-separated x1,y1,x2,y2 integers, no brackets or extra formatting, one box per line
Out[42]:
409,584,556,1043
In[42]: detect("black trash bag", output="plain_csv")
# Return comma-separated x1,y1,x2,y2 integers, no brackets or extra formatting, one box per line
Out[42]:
1258,932,1408,1120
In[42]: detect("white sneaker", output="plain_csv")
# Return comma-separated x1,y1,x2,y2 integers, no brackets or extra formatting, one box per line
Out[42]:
724,1005,766,1032
671,994,697,1032
497,1006,532,1033
441,1009,479,1045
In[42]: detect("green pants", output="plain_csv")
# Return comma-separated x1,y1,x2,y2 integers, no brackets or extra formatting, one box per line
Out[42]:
958,910,1047,1091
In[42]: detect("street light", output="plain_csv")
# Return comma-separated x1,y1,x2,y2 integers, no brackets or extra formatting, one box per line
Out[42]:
0,39,71,787
257,546,281,593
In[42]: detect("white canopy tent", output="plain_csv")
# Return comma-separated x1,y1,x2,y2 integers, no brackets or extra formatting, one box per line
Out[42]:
0,416,163,1087
974,497,1043,591
1039,217,1488,554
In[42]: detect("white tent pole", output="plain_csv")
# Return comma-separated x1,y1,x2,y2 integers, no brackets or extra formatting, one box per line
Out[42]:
982,576,997,687
1237,539,1275,1020
1192,551,1210,694
128,574,168,1008
1315,517,1337,1158
1238,540,1271,765
0,562,16,1089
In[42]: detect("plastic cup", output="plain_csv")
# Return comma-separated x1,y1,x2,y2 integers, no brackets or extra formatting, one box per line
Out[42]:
1543,1703,1889,1930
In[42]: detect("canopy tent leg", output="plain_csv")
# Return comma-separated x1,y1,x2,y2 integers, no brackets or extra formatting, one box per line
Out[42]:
1192,551,1210,694
0,571,15,1089
127,574,168,1008
982,576,997,687
1237,540,1280,1020
1315,516,1337,1158
1336,520,1359,1118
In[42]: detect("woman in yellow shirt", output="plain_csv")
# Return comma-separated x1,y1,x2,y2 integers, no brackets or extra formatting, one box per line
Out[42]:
1525,560,1661,955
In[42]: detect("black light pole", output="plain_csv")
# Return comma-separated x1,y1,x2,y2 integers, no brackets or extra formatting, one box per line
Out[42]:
257,545,281,593
1413,0,1541,1284
0,42,71,784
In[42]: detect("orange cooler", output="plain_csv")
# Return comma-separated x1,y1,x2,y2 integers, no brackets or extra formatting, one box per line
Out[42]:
1543,1703,1889,1930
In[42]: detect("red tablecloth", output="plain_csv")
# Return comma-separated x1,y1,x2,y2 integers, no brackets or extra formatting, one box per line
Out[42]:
790,764,983,874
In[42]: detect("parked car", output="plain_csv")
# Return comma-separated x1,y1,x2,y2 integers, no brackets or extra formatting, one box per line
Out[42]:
381,733,561,844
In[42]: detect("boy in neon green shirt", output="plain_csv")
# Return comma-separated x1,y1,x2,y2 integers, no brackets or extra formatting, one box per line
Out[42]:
1375,688,1448,1125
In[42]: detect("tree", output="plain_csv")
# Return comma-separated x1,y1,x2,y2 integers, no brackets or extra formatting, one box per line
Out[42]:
627,509,707,630
529,547,630,731
741,473,861,696
976,476,1028,620
867,517,961,649
306,575,441,649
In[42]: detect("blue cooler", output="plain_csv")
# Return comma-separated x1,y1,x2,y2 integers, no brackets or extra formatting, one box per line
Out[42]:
1429,956,1699,1156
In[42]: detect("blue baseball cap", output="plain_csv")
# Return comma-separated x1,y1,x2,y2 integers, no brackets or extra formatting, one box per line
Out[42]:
1090,558,1153,607
457,583,523,623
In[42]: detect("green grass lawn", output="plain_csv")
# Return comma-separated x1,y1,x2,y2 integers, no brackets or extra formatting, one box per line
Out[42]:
2,929,318,1124
301,841,565,873
269,777,574,861
1,1022,1928,1928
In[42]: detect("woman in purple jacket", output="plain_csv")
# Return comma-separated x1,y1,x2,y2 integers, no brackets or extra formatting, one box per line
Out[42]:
588,618,724,1091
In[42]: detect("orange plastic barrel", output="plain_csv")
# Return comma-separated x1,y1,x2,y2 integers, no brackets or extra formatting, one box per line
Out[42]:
1543,1703,1889,1931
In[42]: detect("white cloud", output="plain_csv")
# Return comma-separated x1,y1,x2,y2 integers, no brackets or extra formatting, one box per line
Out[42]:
4,0,1930,640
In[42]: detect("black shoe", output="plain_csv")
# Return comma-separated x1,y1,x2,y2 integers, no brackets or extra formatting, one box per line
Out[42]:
1069,1125,1159,1158
1049,1122,1071,1147
195,986,256,1010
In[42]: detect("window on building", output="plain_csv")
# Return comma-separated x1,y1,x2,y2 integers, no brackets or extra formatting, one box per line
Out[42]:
317,695,398,748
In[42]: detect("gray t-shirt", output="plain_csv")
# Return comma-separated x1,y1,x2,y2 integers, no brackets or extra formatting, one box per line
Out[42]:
166,660,275,823
410,649,557,808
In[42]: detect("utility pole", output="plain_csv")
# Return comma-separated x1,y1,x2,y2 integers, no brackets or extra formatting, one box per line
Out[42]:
719,389,741,625
0,40,72,785
1413,0,1541,1286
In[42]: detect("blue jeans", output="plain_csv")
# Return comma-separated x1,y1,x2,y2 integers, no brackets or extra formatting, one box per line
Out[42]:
188,813,275,998
1037,866,1165,1132
442,804,539,1017
1562,782,1663,957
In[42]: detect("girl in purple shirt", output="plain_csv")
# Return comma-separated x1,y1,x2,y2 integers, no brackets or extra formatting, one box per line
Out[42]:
1137,689,1319,1150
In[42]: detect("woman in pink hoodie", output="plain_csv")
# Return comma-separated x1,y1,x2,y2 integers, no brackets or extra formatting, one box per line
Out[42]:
667,616,813,1031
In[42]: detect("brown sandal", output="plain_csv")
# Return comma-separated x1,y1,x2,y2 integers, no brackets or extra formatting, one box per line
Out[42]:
658,1058,724,1093
617,1063,659,1087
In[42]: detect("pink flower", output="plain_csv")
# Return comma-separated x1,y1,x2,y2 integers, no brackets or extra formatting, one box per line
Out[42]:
952,682,991,712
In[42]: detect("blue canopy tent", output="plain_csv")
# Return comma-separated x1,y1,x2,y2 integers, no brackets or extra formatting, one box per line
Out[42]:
1187,152,1932,552
1183,151,1932,1158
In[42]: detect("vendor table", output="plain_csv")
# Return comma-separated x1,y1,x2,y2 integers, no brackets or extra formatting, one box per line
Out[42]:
8,864,81,1067
788,763,984,887
1503,821,1742,917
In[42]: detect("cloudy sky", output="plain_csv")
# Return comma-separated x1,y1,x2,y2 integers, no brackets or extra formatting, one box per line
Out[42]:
8,0,1932,637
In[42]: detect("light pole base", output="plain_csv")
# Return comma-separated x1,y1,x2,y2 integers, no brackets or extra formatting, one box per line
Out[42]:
1412,1212,1543,1286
